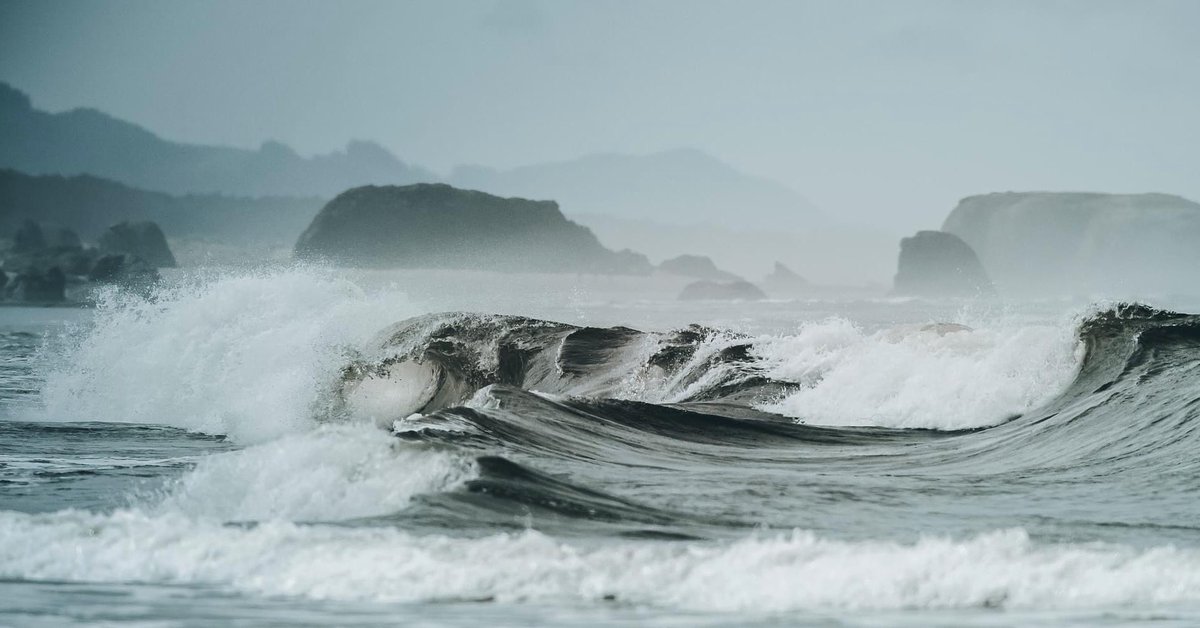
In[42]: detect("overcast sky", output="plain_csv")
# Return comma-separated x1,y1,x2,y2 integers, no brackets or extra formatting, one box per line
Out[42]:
2,0,1197,232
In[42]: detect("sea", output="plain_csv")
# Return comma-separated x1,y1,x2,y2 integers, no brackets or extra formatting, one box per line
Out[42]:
3,267,1200,627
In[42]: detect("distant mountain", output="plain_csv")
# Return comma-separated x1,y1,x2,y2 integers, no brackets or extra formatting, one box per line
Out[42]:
450,149,824,228
0,82,436,197
0,169,322,245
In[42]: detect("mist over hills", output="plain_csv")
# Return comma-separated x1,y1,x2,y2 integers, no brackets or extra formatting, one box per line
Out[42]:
0,81,891,282
0,169,321,246
451,149,825,229
2,80,828,230
0,82,435,198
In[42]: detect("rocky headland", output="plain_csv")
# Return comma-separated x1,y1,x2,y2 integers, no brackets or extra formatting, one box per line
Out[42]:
294,183,652,275
942,192,1200,295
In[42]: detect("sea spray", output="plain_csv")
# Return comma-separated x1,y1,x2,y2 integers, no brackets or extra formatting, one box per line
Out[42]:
38,268,419,443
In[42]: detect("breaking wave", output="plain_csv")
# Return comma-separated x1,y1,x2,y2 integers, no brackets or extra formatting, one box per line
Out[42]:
10,269,1200,618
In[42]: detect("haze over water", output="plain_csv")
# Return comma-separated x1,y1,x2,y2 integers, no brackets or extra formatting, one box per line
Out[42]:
3,2,1200,627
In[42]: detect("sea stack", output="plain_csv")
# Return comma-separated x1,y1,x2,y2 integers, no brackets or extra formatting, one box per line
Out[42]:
762,261,810,295
893,230,994,296
98,221,177,268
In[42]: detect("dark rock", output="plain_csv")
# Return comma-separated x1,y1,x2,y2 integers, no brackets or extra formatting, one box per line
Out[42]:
4,221,90,276
54,248,99,276
12,220,45,253
98,221,176,268
40,224,82,250
678,280,767,301
762,261,810,293
658,255,740,281
11,220,82,253
88,253,160,288
294,183,654,275
7,267,66,302
893,230,994,296
2,248,95,276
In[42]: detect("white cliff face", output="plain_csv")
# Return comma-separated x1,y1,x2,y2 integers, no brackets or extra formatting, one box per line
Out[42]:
941,192,1200,297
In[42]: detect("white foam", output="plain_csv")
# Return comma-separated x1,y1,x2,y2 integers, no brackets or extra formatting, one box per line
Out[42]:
38,269,418,443
2,516,1198,612
149,425,470,522
753,317,1083,429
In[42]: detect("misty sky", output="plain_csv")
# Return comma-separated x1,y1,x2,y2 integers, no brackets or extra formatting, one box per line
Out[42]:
2,0,1198,232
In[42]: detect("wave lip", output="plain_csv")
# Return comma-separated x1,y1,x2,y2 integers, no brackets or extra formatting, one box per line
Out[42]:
340,308,1115,433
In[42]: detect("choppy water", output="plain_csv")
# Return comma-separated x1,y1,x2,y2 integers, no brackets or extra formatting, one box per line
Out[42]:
3,269,1200,626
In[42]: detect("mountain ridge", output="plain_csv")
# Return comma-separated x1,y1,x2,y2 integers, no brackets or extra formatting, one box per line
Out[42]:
0,82,436,198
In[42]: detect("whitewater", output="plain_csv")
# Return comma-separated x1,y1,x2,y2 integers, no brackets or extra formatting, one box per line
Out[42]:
3,268,1200,626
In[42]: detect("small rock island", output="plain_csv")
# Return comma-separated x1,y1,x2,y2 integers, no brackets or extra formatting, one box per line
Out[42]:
892,230,994,297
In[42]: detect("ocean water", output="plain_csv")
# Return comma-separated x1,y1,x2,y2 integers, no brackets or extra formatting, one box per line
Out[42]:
3,268,1200,627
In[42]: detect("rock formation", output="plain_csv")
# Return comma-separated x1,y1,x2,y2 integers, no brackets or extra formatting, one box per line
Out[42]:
762,261,810,294
657,255,740,281
3,221,89,275
87,254,160,292
678,280,768,301
893,230,994,297
294,183,653,275
942,192,1200,295
1,219,166,303
6,267,66,302
12,220,46,253
98,221,177,267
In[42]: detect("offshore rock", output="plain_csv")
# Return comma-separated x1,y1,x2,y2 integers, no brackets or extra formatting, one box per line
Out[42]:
2,221,93,276
6,267,66,302
658,255,740,281
893,230,994,297
88,253,160,289
762,261,810,294
98,221,177,268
